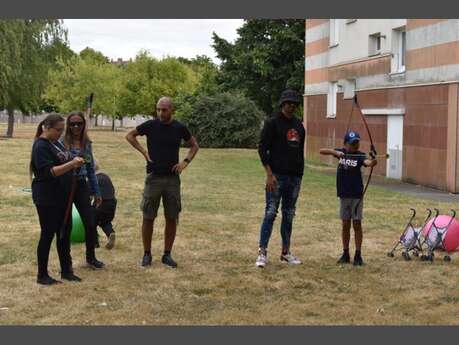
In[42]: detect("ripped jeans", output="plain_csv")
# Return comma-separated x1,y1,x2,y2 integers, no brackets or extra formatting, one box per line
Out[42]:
259,174,302,250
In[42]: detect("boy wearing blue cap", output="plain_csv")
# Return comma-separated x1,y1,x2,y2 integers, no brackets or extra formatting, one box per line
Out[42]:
319,131,377,265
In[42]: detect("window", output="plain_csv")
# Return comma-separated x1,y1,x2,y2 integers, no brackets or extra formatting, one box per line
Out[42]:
329,19,340,47
327,82,338,118
369,33,382,56
391,27,406,73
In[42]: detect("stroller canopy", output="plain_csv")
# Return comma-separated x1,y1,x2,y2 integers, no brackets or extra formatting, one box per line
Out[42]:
423,215,459,252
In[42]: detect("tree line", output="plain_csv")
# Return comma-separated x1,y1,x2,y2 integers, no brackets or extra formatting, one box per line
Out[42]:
1,19,304,147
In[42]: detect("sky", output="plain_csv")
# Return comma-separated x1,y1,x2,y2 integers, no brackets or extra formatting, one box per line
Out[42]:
63,19,244,63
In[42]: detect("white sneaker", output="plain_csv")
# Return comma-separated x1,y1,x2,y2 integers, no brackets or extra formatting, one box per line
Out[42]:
256,252,267,268
280,252,302,265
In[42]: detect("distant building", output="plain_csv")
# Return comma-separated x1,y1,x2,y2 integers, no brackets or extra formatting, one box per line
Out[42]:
110,58,131,66
304,19,459,192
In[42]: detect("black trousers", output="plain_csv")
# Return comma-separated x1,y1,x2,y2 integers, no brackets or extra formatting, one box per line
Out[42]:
73,179,98,261
36,205,72,277
93,199,117,238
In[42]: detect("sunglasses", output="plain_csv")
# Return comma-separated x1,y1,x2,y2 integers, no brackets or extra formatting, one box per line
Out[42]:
69,122,84,128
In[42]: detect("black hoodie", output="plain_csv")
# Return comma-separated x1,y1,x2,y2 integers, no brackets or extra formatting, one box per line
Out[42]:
258,112,305,177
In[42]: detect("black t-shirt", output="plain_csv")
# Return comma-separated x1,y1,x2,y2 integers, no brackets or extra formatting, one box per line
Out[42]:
136,119,192,175
335,148,366,198
258,112,305,177
31,138,72,207
96,172,116,200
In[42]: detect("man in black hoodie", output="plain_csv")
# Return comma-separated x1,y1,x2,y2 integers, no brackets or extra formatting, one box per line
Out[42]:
256,89,305,268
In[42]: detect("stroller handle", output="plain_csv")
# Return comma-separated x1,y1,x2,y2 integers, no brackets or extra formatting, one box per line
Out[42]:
424,208,432,222
434,208,440,217
409,208,416,217
451,209,456,219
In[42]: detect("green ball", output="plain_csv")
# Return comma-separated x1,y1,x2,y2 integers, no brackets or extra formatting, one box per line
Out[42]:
71,204,86,243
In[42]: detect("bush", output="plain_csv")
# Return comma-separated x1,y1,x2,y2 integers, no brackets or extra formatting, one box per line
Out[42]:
177,92,264,148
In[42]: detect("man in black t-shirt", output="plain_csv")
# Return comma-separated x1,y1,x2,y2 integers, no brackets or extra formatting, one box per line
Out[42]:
320,131,377,266
126,97,199,268
256,89,305,268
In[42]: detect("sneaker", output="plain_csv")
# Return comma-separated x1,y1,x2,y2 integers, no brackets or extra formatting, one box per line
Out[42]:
61,272,82,282
337,252,351,264
106,232,116,250
140,253,152,267
86,258,105,269
256,250,268,268
353,254,364,266
37,275,62,285
280,252,302,265
161,254,178,268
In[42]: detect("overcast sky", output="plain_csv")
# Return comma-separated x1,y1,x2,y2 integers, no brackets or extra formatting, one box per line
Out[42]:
63,19,244,63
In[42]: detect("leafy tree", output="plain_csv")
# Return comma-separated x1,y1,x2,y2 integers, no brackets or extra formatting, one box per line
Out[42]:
45,52,122,128
80,47,110,65
0,19,68,137
178,55,220,95
118,51,200,116
177,92,264,148
212,19,305,114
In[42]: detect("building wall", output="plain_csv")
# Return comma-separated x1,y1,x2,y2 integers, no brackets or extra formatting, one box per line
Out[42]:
305,84,450,190
327,19,407,66
305,19,459,192
305,19,459,95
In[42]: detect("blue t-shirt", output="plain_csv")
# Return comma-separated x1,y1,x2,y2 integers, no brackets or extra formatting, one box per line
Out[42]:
335,148,366,199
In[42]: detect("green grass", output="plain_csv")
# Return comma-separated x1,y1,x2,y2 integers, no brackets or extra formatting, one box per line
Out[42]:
1,123,459,325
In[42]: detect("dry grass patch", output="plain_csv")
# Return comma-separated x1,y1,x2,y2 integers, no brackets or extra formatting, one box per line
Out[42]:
1,123,459,325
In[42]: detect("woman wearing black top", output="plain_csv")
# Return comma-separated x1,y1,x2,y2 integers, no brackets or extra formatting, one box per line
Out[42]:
30,114,85,285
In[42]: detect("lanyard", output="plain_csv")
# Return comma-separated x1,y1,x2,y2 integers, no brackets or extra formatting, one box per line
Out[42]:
51,142,65,154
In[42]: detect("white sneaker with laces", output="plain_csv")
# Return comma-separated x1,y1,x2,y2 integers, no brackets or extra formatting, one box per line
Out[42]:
256,252,267,268
280,253,302,265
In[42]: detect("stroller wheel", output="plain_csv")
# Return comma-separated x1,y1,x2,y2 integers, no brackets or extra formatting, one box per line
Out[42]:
427,254,434,262
413,251,419,257
420,255,427,261
387,252,395,258
402,252,411,261
444,255,452,262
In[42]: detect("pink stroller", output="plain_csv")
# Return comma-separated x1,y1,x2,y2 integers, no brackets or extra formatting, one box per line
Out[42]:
420,209,456,262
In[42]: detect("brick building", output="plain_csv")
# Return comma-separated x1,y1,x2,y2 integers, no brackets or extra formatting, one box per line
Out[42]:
304,19,459,192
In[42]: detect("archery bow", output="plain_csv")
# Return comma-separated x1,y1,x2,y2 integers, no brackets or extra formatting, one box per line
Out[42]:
345,95,378,218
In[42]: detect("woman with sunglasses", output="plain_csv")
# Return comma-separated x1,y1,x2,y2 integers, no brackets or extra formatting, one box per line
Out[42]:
30,114,85,285
63,111,105,269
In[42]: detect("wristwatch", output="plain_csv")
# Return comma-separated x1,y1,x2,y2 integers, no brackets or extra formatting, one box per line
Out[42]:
184,158,191,164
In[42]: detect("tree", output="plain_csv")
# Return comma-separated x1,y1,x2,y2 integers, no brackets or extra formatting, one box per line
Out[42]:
177,55,221,95
177,92,264,148
80,47,110,65
118,51,200,116
45,52,122,129
212,19,305,114
0,19,68,137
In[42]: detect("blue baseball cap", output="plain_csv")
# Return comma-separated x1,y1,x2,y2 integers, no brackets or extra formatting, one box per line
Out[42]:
344,131,361,144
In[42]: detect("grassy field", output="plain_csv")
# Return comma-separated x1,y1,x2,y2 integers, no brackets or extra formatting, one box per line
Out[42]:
1,123,459,325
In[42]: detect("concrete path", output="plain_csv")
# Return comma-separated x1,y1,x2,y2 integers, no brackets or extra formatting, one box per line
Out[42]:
307,164,459,203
